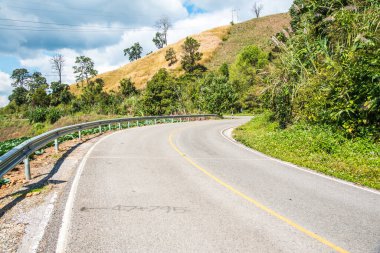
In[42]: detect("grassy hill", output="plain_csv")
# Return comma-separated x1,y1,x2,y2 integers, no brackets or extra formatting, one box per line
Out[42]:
1,13,290,142
71,13,290,93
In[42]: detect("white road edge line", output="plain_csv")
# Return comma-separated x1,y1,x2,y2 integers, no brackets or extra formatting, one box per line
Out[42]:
221,127,380,196
55,131,122,253
30,192,58,253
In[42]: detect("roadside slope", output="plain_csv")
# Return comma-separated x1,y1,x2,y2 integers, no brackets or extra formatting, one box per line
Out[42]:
71,13,290,93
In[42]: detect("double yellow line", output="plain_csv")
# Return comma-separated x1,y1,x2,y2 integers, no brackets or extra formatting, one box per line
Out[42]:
168,133,349,253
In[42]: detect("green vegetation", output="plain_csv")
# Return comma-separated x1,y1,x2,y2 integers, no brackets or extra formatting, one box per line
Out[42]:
267,0,379,137
124,43,143,62
165,48,177,66
0,137,29,156
1,5,378,188
234,113,380,189
181,37,204,73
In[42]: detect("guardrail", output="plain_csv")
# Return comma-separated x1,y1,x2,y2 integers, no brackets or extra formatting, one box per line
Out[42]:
0,114,217,180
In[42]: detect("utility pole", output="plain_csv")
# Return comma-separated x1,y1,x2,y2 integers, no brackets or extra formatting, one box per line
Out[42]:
232,9,240,23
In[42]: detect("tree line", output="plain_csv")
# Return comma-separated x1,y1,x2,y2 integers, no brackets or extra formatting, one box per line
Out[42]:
2,36,241,125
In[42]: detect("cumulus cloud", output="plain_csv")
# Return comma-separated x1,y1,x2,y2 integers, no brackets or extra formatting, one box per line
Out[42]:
0,0,294,87
0,0,188,54
17,8,235,84
0,71,12,107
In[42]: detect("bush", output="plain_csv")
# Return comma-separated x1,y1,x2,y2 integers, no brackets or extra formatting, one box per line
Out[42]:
28,107,48,123
47,107,62,124
198,73,238,115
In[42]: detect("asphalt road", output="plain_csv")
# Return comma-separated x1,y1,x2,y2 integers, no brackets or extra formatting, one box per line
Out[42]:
57,117,380,253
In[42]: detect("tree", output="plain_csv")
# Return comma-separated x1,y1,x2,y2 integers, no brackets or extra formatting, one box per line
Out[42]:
10,68,30,88
50,82,73,106
124,43,143,62
252,2,264,18
165,48,177,66
50,54,65,84
73,56,98,86
199,73,237,115
153,32,165,49
155,16,172,47
119,78,138,98
81,78,106,106
29,87,50,107
28,72,48,91
8,87,28,106
181,37,203,73
142,69,178,115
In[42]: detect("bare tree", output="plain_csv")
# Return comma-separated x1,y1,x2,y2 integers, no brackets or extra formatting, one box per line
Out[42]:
155,16,172,47
51,54,65,84
252,2,264,18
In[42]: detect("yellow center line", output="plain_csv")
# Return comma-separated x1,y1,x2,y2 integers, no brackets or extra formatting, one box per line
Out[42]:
168,132,349,253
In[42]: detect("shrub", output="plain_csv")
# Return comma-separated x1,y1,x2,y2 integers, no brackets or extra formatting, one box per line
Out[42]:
47,107,62,124
28,107,48,123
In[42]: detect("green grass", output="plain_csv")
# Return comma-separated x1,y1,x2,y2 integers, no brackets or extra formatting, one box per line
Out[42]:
233,112,380,190
206,13,290,70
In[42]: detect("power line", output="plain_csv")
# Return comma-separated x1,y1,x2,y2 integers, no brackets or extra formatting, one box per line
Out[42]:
0,18,196,32
0,17,148,30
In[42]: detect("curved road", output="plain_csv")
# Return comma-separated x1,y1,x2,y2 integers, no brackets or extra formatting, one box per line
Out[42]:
56,118,380,253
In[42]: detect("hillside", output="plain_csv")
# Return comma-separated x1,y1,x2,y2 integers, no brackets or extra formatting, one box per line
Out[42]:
71,13,290,93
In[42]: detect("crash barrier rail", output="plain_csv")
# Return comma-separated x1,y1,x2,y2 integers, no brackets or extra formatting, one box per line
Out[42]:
0,114,217,180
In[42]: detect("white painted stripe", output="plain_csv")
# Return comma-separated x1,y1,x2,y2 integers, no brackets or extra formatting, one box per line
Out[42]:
55,131,122,253
220,127,380,196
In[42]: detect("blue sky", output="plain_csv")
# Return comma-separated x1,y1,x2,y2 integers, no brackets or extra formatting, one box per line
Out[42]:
0,0,293,106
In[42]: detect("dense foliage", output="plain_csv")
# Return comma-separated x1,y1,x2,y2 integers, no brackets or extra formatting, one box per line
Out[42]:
267,0,380,138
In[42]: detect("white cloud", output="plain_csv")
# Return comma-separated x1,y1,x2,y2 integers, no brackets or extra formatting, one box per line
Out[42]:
188,0,292,20
0,71,12,107
17,8,235,84
8,1,293,86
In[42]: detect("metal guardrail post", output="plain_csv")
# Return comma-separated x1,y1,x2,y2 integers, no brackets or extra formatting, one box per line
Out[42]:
137,121,139,127
127,122,130,128
78,130,81,140
109,124,111,131
154,119,157,124
54,139,59,153
118,123,121,130
24,156,31,180
99,125,102,133
172,118,174,123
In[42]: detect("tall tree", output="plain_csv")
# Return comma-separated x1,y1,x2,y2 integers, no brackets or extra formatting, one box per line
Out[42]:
73,56,98,86
181,37,203,72
153,32,165,49
165,48,177,66
50,54,65,84
8,87,28,106
119,78,138,98
155,16,172,47
124,43,143,61
252,2,264,18
28,72,48,91
10,68,30,88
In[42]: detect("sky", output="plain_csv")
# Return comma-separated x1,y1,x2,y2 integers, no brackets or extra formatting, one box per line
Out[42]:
0,0,293,107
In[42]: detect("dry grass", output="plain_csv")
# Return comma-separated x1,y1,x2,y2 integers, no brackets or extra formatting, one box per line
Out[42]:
206,13,291,70
70,13,290,94
0,114,119,141
0,118,32,142
71,25,231,94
